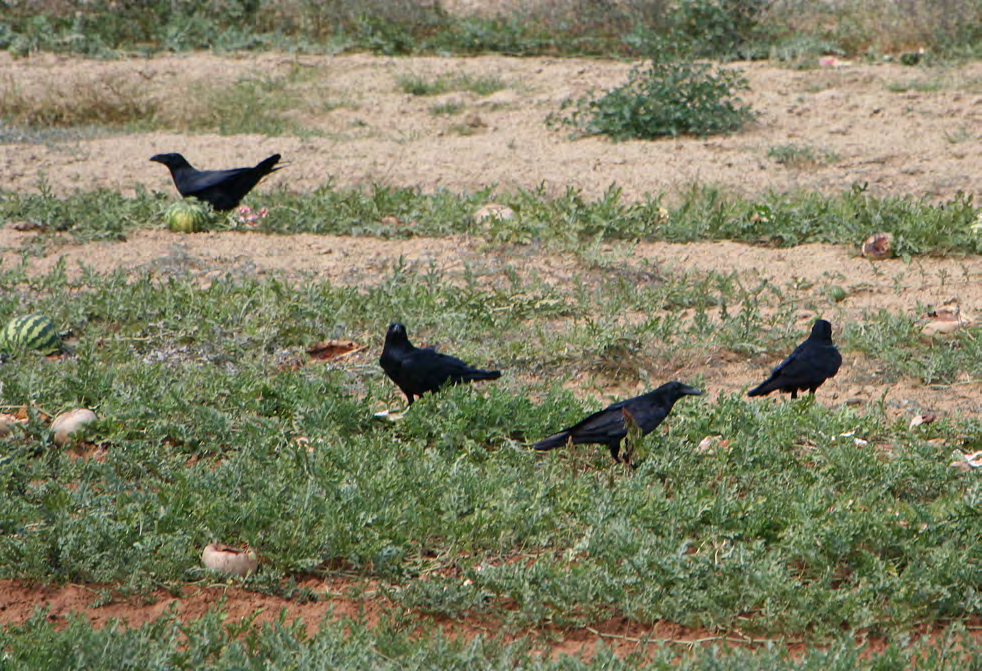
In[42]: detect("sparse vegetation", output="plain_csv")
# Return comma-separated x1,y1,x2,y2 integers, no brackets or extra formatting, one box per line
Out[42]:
944,127,975,143
768,143,840,169
0,67,330,137
885,77,948,94
397,72,506,97
2,0,981,61
178,74,305,136
2,182,980,256
665,0,771,60
0,73,158,129
430,100,466,116
4,606,981,668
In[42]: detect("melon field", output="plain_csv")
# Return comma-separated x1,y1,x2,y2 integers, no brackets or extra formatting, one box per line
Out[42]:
2,2,982,667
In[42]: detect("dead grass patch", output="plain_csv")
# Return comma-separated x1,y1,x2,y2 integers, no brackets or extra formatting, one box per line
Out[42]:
0,72,158,128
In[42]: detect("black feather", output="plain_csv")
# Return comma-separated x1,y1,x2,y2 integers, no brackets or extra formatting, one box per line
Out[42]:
150,153,282,211
534,381,703,463
747,319,842,399
379,323,501,406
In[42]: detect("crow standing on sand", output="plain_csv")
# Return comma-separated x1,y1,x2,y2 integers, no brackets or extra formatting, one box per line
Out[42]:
534,381,703,464
149,153,282,211
379,323,502,406
747,319,842,399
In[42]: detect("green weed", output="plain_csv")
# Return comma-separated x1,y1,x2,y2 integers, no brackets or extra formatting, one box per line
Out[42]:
397,72,506,97
2,182,980,257
555,59,755,141
3,0,981,61
885,77,948,94
843,310,982,384
0,69,319,137
430,101,465,116
944,127,974,144
666,0,771,60
659,183,981,256
768,144,840,169
0,224,980,666
5,605,982,668
177,74,303,136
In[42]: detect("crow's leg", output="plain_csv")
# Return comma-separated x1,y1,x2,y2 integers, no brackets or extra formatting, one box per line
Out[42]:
621,440,635,468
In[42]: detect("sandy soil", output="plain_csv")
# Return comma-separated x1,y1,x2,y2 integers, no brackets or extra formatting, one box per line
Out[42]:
1,52,981,201
2,51,982,655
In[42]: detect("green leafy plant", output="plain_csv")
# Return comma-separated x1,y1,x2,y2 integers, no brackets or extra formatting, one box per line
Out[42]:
668,0,770,60
3,0,982,62
768,143,841,169
397,72,506,97
3,182,980,255
557,58,755,140
430,101,465,116
0,208,980,662
180,75,300,136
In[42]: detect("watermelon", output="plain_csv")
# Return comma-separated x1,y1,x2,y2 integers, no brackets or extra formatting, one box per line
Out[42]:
1,314,61,355
164,199,211,233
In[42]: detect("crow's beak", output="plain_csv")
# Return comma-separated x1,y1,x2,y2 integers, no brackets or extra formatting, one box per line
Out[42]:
681,385,704,396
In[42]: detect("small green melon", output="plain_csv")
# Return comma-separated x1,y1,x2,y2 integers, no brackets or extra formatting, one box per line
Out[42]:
2,314,61,355
826,285,848,303
164,199,211,233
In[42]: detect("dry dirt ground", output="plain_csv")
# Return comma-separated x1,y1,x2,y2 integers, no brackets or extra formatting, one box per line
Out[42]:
1,52,981,199
2,51,982,657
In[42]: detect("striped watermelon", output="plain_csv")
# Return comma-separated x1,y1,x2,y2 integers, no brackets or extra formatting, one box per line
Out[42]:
164,199,211,233
0,315,62,355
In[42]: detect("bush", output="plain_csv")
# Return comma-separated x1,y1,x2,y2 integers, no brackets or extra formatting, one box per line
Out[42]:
668,0,770,60
557,58,755,141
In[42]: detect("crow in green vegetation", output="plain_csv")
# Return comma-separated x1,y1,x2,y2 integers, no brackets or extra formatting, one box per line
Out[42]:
379,323,502,406
747,319,842,399
533,381,703,464
150,152,282,211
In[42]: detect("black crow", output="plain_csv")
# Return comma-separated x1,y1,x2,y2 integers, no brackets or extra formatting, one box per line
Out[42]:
747,319,842,399
534,381,703,463
150,152,282,211
379,323,502,406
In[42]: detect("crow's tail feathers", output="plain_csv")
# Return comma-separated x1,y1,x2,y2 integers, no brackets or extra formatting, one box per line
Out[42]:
464,369,502,382
533,432,571,452
746,378,777,397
